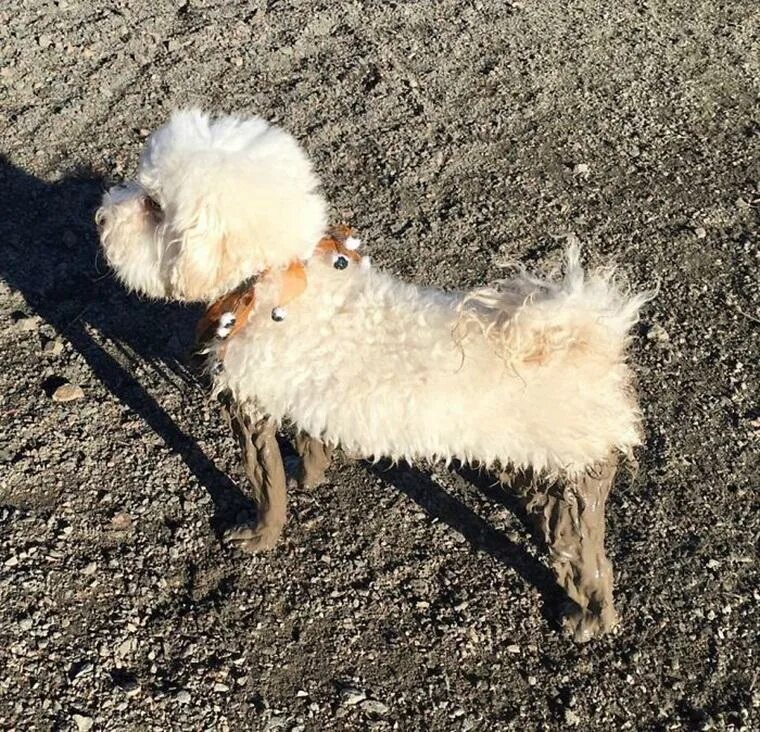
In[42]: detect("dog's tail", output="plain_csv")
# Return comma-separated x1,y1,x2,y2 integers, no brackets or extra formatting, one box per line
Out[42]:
455,244,653,371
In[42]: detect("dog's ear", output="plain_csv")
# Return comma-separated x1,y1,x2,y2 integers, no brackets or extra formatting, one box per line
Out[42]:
169,203,239,301
169,179,328,302
171,239,221,302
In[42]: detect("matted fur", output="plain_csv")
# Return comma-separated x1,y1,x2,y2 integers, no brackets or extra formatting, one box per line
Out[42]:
97,110,648,477
215,250,645,475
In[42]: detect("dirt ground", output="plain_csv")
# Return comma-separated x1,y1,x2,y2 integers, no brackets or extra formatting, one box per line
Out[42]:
1,1,758,730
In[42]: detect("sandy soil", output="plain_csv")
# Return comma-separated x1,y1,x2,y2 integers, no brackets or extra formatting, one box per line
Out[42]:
1,1,758,730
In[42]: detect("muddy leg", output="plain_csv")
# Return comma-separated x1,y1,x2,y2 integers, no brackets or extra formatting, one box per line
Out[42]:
223,405,287,553
295,432,333,489
527,458,619,642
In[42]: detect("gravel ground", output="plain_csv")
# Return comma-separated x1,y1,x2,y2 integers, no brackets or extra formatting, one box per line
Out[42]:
1,1,758,730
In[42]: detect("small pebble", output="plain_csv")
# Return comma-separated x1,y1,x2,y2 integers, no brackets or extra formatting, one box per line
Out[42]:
16,316,40,332
573,162,590,176
117,638,133,657
43,339,64,356
69,661,94,680
111,513,133,531
52,383,85,402
360,700,389,715
175,689,191,704
565,709,581,726
341,688,366,706
646,324,670,345
72,715,93,732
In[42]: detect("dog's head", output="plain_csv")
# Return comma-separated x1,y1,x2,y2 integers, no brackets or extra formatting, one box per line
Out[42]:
96,110,327,302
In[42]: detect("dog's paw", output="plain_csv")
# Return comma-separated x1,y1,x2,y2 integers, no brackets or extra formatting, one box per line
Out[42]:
283,457,327,490
224,523,283,553
562,602,619,643
297,471,328,491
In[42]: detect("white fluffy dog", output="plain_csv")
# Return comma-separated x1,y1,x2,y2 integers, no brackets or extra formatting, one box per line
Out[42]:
97,110,649,640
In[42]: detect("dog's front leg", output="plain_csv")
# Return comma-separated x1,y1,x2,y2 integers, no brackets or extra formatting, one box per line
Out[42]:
529,458,619,642
224,405,287,553
294,432,333,489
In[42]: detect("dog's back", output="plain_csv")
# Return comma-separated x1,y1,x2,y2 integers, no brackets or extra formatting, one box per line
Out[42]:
218,246,647,475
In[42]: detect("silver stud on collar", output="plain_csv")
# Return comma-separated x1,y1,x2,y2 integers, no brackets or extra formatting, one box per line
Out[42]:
216,311,236,338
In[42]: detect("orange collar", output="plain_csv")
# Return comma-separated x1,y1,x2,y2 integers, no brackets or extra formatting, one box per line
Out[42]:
196,225,363,366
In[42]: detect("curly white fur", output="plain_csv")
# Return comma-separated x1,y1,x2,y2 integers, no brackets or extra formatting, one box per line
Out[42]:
97,110,648,477
217,249,645,475
97,109,326,301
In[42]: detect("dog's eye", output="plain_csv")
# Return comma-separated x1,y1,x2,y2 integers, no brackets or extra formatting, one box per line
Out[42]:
144,195,162,215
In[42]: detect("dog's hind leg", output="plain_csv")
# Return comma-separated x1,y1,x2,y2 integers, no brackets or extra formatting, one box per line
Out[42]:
295,432,333,489
527,457,619,642
224,404,288,553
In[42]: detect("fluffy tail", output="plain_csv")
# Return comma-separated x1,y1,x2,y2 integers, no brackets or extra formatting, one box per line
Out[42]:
456,245,653,370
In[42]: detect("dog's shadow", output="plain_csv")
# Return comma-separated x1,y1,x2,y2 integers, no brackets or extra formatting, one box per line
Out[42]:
369,461,563,627
0,157,254,532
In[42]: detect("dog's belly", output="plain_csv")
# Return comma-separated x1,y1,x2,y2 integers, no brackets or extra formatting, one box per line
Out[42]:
219,261,638,473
